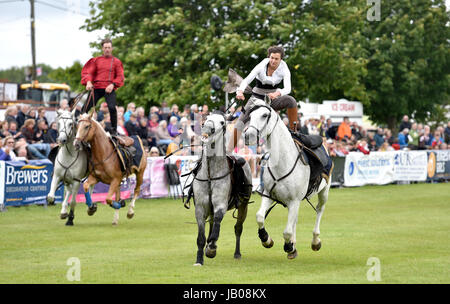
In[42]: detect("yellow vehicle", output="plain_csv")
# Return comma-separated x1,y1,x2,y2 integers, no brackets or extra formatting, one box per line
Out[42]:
18,81,71,107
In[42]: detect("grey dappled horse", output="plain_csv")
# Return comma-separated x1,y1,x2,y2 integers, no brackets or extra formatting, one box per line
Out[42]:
47,109,93,226
193,112,252,266
244,98,332,259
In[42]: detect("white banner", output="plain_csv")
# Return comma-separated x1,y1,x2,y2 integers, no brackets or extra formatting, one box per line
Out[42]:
344,151,428,187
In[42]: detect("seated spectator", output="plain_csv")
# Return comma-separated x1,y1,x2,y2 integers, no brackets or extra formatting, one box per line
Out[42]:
8,121,19,138
149,146,160,157
136,106,146,123
46,122,58,144
16,104,30,129
36,106,48,126
125,112,139,136
397,128,409,149
0,121,10,138
431,131,444,149
0,139,12,161
97,102,109,122
337,116,352,141
100,112,114,134
439,142,448,150
356,139,370,155
5,105,18,126
137,117,149,147
335,141,349,156
20,119,37,144
2,136,25,161
179,117,195,147
124,102,136,122
169,104,181,121
155,120,174,145
34,119,48,143
419,126,432,149
379,142,394,152
167,116,181,137
117,117,128,136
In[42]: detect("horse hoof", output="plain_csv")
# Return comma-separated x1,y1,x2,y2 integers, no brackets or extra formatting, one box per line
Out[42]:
87,203,97,216
47,196,55,205
234,254,242,260
112,222,118,226
65,221,73,226
205,247,217,259
262,237,274,248
312,242,322,251
127,212,134,219
60,213,68,219
193,263,203,267
287,249,298,260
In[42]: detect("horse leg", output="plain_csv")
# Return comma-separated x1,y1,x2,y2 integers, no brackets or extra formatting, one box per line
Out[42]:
312,182,330,251
256,196,274,248
107,179,122,225
194,208,207,266
47,172,61,205
205,207,226,259
128,169,144,219
65,184,77,226
283,200,300,259
60,186,71,219
234,203,248,260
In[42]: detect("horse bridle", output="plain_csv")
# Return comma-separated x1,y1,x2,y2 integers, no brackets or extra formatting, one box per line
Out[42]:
75,118,93,144
246,104,279,143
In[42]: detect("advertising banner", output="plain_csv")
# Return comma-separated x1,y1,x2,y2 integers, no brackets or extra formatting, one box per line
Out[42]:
0,160,64,207
393,151,428,181
426,150,450,181
344,151,395,187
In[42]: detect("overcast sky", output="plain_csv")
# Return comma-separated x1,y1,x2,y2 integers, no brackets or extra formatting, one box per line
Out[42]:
0,0,106,70
0,0,449,71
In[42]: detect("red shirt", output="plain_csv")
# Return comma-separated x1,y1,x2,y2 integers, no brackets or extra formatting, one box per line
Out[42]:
81,55,124,89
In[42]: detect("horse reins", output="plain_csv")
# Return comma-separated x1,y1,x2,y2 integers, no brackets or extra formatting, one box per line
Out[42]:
248,104,317,217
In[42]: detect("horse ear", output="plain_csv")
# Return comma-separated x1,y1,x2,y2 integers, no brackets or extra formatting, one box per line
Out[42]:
56,109,63,116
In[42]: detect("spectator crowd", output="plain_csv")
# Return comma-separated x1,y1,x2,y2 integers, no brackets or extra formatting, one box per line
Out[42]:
1,100,449,178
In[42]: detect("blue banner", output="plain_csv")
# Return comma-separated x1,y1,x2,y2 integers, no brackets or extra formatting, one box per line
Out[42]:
0,160,64,207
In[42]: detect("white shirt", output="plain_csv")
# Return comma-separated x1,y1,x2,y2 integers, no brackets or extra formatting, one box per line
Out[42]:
238,58,292,96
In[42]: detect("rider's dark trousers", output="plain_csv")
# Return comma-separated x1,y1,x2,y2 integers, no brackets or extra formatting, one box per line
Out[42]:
85,89,118,131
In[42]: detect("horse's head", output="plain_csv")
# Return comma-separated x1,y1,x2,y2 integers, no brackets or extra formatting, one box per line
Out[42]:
56,108,77,145
244,99,277,145
201,112,226,146
74,109,95,150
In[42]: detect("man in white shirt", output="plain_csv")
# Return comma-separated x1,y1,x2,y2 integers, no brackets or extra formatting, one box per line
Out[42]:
228,46,299,152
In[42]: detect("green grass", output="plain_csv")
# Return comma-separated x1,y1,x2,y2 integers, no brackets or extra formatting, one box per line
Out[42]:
1,183,449,284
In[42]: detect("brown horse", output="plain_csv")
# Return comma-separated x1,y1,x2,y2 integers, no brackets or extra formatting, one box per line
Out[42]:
73,110,147,225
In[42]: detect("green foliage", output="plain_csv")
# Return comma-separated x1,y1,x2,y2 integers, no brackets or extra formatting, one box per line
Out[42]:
48,61,84,93
72,0,449,129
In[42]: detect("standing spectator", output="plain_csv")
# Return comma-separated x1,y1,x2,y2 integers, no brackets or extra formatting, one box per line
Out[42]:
182,104,191,119
190,104,199,121
26,107,37,120
419,125,432,149
374,127,385,149
351,122,363,141
159,101,170,122
399,115,411,133
149,146,160,157
444,121,450,144
408,122,420,150
117,116,128,136
337,117,352,141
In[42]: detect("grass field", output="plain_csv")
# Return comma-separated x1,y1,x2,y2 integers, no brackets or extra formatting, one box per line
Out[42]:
0,182,449,284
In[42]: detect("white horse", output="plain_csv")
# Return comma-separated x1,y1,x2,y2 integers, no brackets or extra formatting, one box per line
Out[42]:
243,98,332,259
47,109,91,226
192,112,252,266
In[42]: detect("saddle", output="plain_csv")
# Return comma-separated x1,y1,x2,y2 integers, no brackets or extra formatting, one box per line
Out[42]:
110,135,144,176
290,132,334,198
183,155,252,210
114,135,134,147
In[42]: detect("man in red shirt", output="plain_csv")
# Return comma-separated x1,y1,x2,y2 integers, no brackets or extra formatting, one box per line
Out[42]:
81,38,124,135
